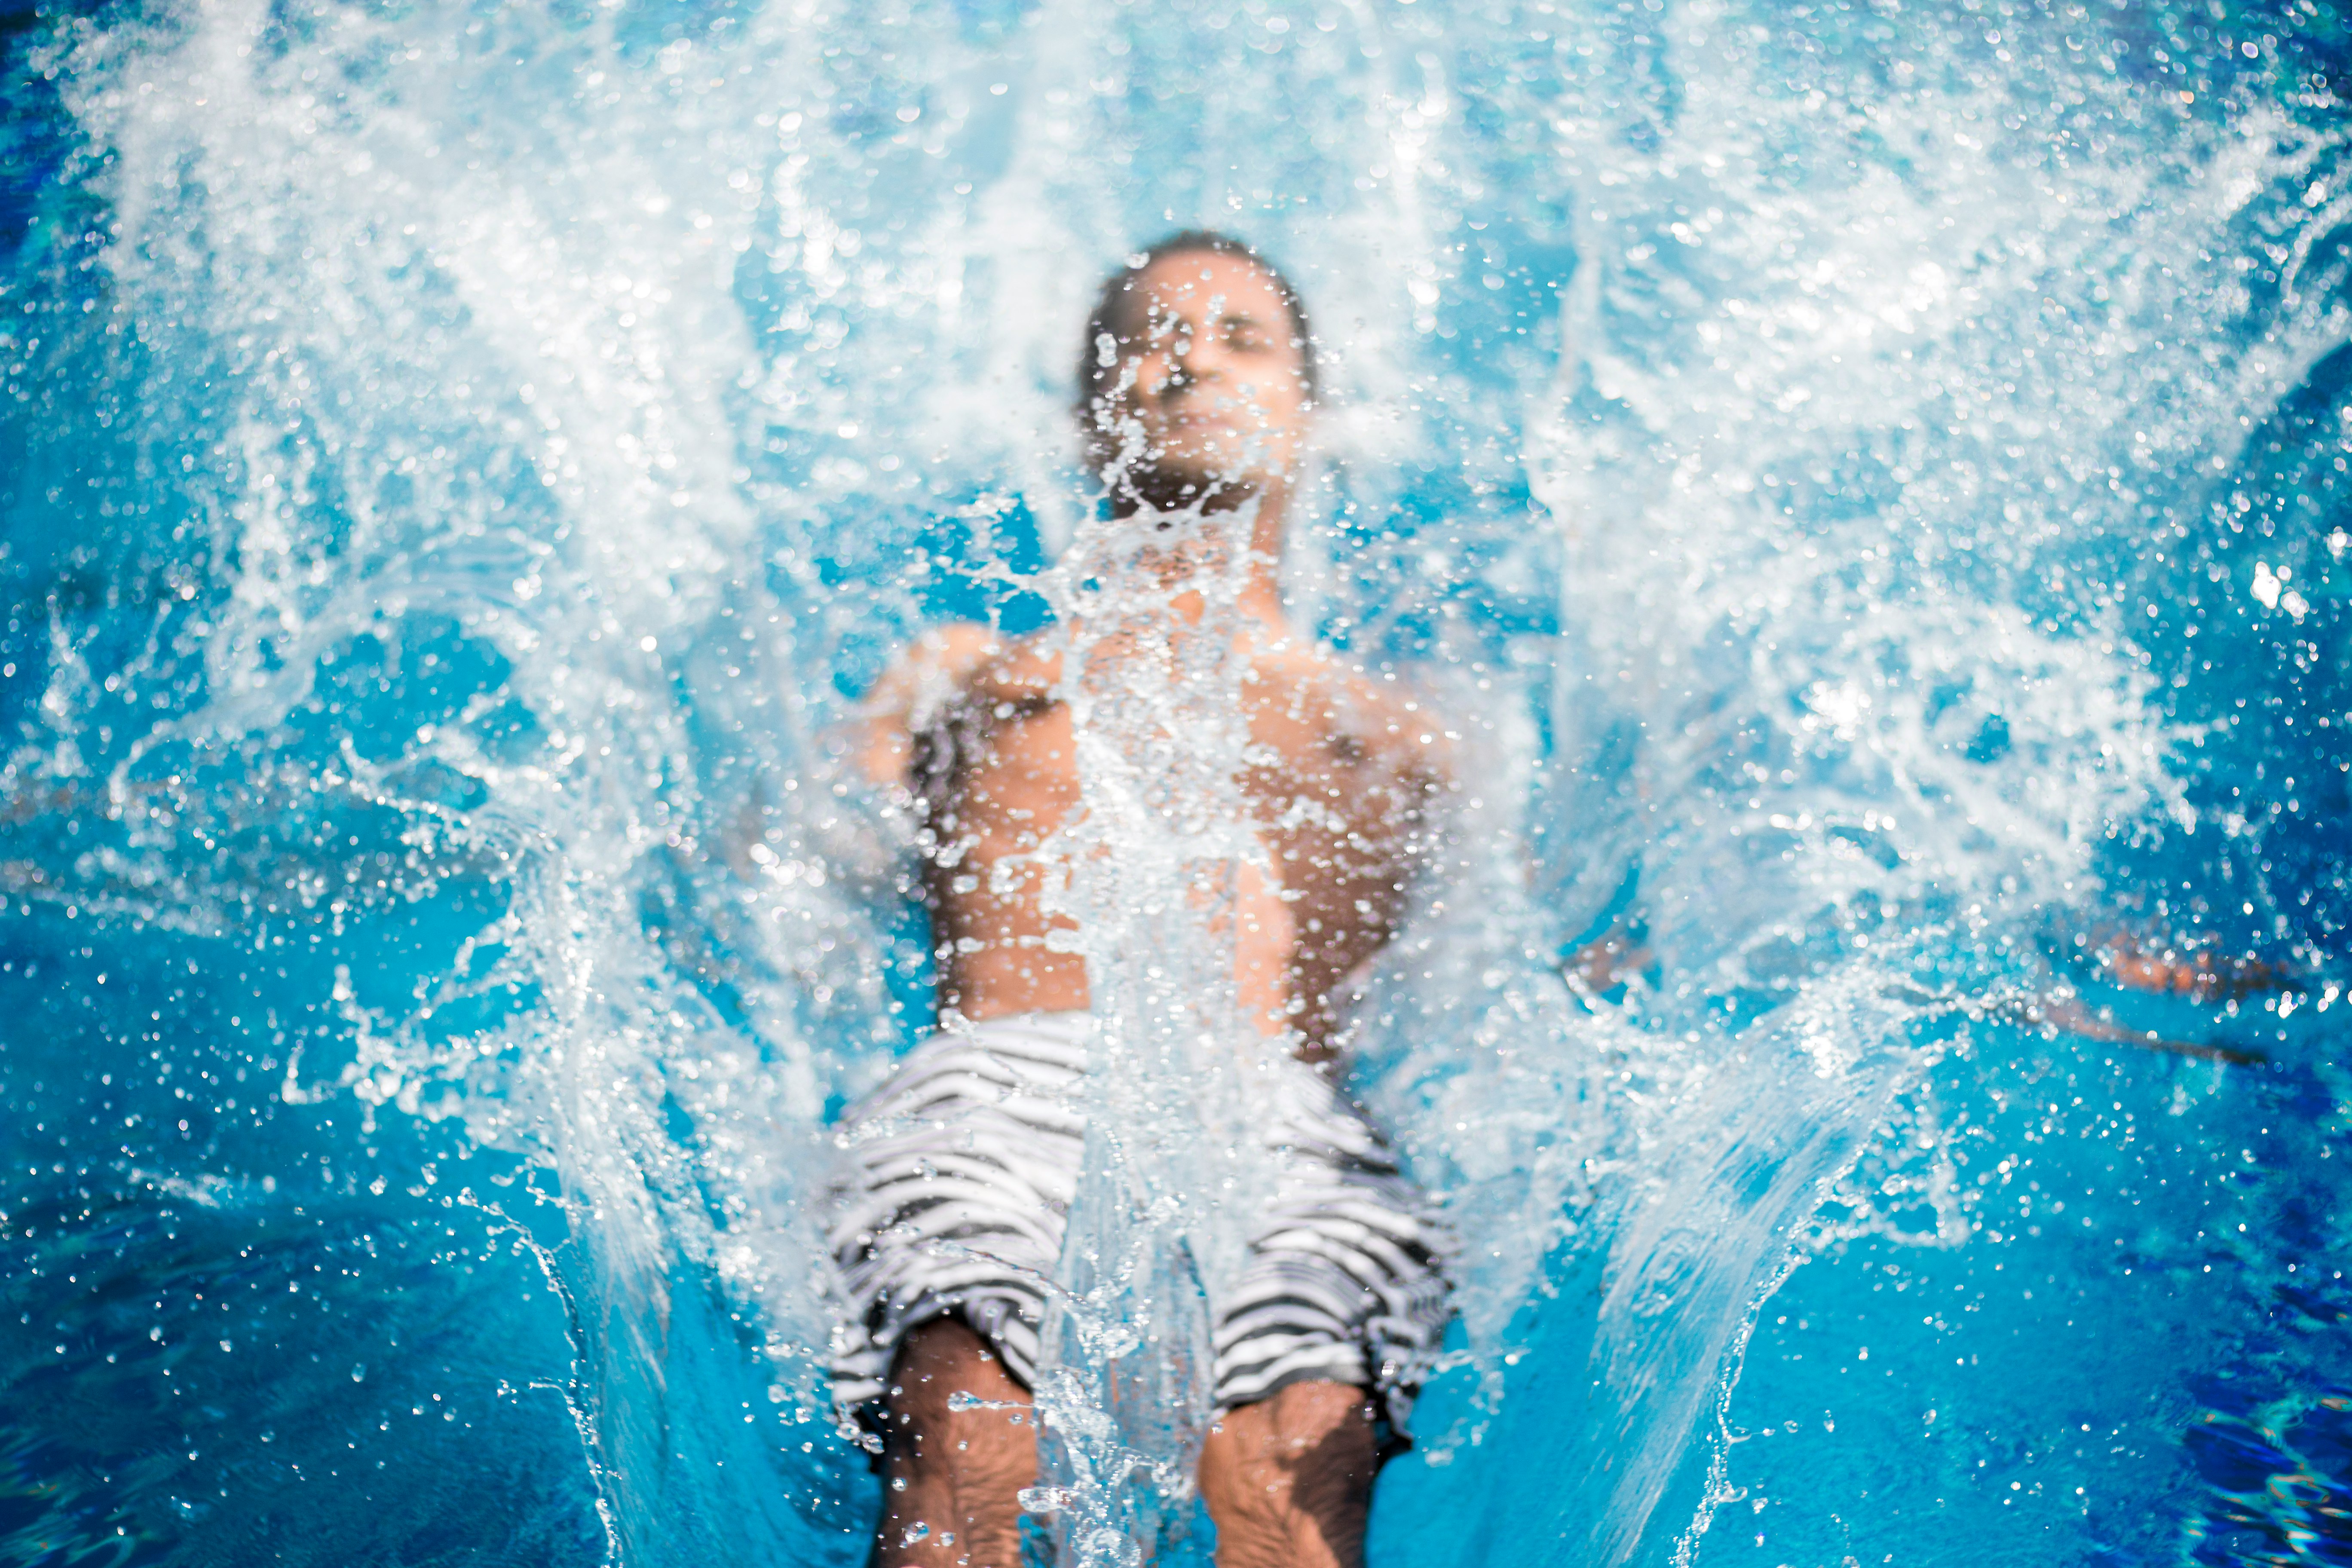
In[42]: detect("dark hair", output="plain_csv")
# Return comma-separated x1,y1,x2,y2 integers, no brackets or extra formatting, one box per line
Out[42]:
1074,230,1320,427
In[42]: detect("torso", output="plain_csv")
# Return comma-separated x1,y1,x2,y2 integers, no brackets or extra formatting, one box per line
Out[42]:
911,626,1446,1058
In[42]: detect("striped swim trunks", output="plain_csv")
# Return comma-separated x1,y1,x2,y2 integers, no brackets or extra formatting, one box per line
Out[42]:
825,1011,1454,1435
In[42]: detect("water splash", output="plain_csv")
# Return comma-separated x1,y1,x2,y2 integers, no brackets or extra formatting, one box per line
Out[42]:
1,1,2346,1565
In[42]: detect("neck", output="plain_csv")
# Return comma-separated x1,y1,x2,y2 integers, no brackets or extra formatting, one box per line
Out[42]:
1237,475,1289,628
1108,469,1292,629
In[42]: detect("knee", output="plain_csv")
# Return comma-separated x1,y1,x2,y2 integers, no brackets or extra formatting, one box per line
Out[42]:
890,1319,1025,1415
879,1317,1039,1483
1200,1381,1380,1506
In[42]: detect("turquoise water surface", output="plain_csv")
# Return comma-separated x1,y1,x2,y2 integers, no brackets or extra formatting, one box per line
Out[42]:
1,1,2348,1564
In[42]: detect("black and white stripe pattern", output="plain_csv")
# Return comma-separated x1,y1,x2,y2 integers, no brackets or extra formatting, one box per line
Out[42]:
827,1012,1454,1433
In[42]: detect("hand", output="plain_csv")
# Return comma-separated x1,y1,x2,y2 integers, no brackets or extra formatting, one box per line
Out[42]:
1564,927,1652,998
2087,927,2294,1004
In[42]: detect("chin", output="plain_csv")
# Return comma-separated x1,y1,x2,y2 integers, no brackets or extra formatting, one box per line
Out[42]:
1165,473,1269,514
1113,455,1245,512
1172,444,1283,487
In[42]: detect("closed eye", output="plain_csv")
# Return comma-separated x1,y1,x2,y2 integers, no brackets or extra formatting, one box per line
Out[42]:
1222,314,1274,352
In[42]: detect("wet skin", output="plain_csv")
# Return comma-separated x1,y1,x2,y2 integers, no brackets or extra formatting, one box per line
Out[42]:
903,619,1446,1053
856,251,1444,1568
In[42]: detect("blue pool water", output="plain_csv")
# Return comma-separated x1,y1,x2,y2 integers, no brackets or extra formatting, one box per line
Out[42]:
0,0,2347,1564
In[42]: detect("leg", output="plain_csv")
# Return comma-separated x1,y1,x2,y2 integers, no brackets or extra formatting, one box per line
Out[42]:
1197,1381,1381,1568
872,1317,1039,1568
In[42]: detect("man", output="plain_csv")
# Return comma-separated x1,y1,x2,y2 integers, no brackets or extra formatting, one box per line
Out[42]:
832,233,1455,1568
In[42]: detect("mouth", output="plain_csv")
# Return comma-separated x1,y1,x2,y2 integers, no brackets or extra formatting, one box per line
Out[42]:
1156,387,1258,431
1154,413,1268,466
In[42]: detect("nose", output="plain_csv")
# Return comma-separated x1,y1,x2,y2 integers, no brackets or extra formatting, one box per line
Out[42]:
1164,325,1230,391
1178,329,1229,378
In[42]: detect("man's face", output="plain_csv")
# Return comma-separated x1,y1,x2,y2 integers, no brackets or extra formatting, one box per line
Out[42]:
1102,251,1311,505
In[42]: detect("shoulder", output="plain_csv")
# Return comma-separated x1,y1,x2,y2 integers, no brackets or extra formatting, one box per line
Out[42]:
854,623,1061,790
860,622,1001,721
964,635,1063,709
